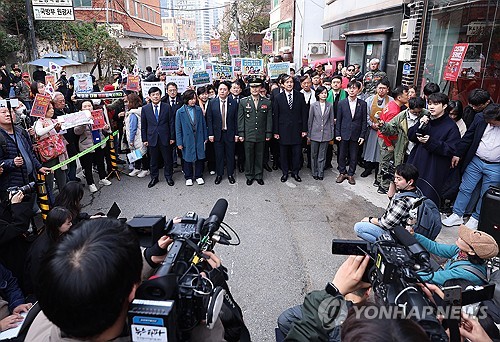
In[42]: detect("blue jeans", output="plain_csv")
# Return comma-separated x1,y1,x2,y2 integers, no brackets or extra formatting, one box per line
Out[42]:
453,156,500,220
354,221,386,243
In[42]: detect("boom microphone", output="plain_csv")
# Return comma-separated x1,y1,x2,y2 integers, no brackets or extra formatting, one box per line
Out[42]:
204,198,228,235
393,225,430,264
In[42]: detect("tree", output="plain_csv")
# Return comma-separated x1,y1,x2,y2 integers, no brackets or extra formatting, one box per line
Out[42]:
219,0,269,56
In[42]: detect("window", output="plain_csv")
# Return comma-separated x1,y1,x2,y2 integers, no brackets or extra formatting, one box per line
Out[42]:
272,0,278,8
74,0,91,7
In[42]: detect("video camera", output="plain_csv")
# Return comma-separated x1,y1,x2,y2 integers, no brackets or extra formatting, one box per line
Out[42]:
129,198,238,342
6,182,36,198
380,160,396,182
333,227,495,341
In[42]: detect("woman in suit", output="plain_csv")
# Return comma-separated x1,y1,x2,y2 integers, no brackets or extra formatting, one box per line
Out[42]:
176,90,208,186
308,86,335,180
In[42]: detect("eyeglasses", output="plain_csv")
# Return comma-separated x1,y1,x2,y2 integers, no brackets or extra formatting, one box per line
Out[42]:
347,68,354,71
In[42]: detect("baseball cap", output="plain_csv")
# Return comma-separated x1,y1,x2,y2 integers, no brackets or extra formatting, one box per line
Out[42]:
459,225,499,259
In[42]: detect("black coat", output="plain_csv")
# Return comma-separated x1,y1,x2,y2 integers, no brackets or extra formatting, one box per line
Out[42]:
272,90,308,145
335,98,368,141
206,97,238,141
455,113,489,173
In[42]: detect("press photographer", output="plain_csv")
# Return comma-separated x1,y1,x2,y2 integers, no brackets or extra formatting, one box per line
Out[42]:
26,200,246,342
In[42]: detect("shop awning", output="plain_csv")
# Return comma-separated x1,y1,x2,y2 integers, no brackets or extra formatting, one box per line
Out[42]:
343,27,393,36
277,21,292,30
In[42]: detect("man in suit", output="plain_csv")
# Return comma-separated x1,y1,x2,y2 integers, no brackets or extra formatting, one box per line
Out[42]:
335,80,367,185
229,81,245,173
206,82,238,184
162,82,183,167
273,74,308,182
238,78,273,185
141,86,175,188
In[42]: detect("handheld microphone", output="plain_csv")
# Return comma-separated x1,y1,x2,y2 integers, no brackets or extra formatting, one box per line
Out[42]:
393,225,430,264
417,114,430,132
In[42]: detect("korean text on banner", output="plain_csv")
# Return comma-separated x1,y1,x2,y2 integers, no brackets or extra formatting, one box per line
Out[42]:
73,73,93,93
91,109,106,130
241,58,264,76
31,94,52,118
268,62,290,79
158,56,181,71
191,71,212,86
210,39,221,55
228,41,240,56
126,75,141,92
212,64,233,80
165,76,190,94
58,110,94,130
183,60,205,75
141,82,166,100
443,43,469,82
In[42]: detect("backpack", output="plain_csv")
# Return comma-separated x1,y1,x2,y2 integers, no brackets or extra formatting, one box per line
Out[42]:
396,189,442,240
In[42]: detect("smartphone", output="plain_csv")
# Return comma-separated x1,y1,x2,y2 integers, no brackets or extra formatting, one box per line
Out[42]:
443,285,462,306
416,133,423,137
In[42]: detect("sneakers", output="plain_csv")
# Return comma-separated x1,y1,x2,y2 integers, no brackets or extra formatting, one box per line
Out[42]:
186,179,193,186
137,170,150,178
196,178,205,185
210,171,216,175
442,213,464,227
465,216,479,230
377,186,387,194
99,179,112,186
89,184,98,193
129,169,141,177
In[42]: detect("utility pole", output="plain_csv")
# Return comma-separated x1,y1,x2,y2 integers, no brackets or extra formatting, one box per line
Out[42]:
232,0,239,40
25,0,38,60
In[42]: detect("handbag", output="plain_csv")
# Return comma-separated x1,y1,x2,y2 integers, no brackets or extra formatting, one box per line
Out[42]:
36,119,66,162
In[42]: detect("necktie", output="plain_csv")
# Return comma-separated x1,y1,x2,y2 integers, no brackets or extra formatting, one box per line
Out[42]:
154,105,159,121
288,93,293,109
221,100,226,130
171,99,175,108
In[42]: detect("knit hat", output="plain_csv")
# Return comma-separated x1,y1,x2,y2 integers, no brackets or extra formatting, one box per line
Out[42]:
459,225,499,259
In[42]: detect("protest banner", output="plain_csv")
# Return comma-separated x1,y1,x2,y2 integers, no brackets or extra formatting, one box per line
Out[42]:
91,109,106,130
73,73,93,93
212,64,233,80
191,71,212,86
228,40,240,56
58,110,94,130
262,39,273,55
443,43,469,82
45,75,55,87
231,58,242,74
126,75,141,92
141,82,166,100
241,58,264,76
31,94,52,118
268,62,290,79
158,56,181,71
210,39,221,55
74,90,125,100
165,76,190,93
183,60,205,75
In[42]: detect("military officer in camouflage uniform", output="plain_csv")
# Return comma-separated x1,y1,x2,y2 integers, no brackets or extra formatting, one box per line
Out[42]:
363,58,387,97
238,78,273,185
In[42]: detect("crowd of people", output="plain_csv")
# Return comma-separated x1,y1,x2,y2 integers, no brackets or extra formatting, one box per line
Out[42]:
0,56,499,340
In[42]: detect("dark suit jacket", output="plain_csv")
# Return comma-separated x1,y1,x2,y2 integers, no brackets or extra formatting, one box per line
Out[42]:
335,98,367,141
455,112,489,172
161,94,182,119
273,90,308,145
141,102,175,147
206,97,238,141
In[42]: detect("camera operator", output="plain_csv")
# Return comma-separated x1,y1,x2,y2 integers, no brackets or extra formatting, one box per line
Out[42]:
354,163,419,243
26,218,227,341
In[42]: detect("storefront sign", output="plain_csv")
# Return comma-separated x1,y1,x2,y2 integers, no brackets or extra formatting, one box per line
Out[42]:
402,63,411,75
443,43,469,82
33,6,74,20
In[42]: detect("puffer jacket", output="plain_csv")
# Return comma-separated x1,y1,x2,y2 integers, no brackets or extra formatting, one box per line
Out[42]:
74,124,106,153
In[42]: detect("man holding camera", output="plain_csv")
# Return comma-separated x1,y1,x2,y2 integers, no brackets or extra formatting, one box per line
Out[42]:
26,218,227,341
354,164,419,243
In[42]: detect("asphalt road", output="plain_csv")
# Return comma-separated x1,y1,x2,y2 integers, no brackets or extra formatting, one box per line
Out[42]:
82,164,385,341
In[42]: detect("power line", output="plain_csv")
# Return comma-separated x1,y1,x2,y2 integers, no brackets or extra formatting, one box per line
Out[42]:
112,0,157,39
146,3,229,12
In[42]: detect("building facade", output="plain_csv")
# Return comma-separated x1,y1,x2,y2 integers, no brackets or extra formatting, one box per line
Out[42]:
74,0,165,68
161,17,197,55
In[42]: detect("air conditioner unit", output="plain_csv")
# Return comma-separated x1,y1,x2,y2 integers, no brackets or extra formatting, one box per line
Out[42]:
308,43,327,55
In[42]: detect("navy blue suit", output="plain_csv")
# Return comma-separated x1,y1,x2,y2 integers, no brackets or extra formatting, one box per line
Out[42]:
335,98,368,176
206,97,238,177
141,102,175,180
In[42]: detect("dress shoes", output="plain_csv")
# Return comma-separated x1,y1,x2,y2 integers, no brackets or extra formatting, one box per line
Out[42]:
336,174,346,183
272,163,279,170
246,179,254,186
292,174,302,182
360,169,372,178
228,175,235,184
148,177,159,188
215,176,222,184
318,176,324,180
166,178,174,186
256,179,264,185
373,180,380,187
313,175,318,180
238,165,245,173
263,164,272,172
280,175,288,182
347,176,356,185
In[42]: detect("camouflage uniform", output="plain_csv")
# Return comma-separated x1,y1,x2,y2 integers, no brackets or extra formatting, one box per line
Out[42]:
363,69,387,96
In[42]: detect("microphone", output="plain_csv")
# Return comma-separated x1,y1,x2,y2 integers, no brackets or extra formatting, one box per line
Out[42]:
417,114,430,132
203,198,228,236
393,225,430,264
